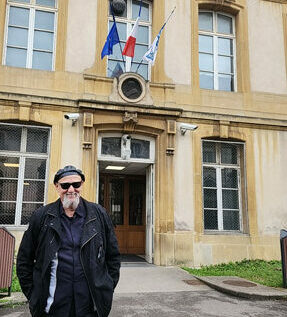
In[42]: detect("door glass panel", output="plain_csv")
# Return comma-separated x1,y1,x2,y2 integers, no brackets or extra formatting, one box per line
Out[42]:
129,180,145,225
101,137,121,157
109,178,124,225
131,139,150,159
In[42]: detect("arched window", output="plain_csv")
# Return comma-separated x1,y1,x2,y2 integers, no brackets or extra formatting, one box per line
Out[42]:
202,139,245,231
107,0,152,80
199,11,236,91
3,0,57,70
0,123,50,226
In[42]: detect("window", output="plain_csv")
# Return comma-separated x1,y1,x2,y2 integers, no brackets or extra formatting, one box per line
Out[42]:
98,133,154,162
107,0,151,80
199,11,236,91
3,0,57,70
202,140,244,231
0,123,50,226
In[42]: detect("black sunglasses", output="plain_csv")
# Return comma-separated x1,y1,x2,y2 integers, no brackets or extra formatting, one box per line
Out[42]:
59,181,82,190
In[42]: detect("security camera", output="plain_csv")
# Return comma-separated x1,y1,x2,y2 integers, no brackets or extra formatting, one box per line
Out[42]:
122,134,131,143
64,113,80,120
121,134,131,159
180,123,198,135
64,113,80,126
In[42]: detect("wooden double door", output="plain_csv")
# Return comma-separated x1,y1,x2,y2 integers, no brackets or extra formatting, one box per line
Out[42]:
99,174,146,254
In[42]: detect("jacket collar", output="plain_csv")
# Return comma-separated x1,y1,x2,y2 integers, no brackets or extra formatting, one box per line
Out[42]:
45,197,100,246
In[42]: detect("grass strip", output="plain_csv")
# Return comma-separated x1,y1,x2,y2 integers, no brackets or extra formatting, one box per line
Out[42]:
183,259,284,288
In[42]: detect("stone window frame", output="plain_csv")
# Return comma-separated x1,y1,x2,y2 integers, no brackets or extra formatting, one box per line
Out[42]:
0,122,51,227
201,139,248,234
192,0,251,93
198,10,236,91
106,0,152,80
0,0,68,71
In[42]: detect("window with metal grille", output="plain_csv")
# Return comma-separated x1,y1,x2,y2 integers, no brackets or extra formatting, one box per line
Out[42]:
0,123,50,226
199,11,236,91
107,0,151,79
202,140,243,232
3,0,57,70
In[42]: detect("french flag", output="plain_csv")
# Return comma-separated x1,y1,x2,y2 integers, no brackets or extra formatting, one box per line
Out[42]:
122,1,142,57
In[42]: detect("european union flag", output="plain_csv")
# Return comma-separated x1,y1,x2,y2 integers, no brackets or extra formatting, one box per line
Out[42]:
101,21,120,59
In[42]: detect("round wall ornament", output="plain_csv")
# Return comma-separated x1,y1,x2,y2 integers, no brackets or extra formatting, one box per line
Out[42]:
118,73,146,103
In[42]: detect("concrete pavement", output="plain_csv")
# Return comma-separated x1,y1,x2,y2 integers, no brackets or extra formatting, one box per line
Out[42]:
1,260,287,316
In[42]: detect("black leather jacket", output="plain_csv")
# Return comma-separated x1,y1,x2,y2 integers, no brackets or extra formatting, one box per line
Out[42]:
17,198,121,317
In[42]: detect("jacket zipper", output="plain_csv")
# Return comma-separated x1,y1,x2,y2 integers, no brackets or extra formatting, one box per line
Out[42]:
80,232,99,313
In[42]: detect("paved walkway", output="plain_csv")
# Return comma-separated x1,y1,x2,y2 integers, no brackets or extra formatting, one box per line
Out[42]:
0,262,287,307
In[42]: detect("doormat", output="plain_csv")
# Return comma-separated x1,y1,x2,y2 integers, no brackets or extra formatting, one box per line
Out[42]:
120,254,146,262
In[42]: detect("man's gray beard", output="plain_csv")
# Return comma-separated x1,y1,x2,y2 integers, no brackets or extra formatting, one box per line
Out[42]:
62,193,80,210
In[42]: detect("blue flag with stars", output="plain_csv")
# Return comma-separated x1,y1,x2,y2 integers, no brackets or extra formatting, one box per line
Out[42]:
101,14,120,59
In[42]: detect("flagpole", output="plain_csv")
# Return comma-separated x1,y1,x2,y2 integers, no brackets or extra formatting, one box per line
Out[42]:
136,6,176,74
111,4,126,71
130,0,143,72
135,58,144,73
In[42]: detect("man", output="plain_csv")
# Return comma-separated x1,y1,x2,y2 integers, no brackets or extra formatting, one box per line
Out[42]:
17,165,120,317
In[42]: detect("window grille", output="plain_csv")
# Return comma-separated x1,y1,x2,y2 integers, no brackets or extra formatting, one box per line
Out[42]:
199,11,236,91
0,123,50,226
202,140,243,231
107,0,151,80
4,0,57,70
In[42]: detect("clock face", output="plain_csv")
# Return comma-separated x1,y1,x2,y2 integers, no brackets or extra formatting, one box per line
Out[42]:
121,77,143,100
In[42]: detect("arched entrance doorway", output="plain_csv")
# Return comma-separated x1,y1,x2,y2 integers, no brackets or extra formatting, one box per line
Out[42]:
97,133,155,263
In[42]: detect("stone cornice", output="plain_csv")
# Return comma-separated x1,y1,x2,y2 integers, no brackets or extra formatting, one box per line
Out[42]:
262,0,287,4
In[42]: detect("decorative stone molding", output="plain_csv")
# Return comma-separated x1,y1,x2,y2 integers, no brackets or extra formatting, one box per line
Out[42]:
109,72,154,106
262,0,287,3
82,112,94,149
123,111,138,132
18,101,32,121
219,120,230,138
166,120,176,155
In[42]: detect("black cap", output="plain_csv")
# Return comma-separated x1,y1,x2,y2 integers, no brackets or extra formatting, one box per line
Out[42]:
53,165,85,184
